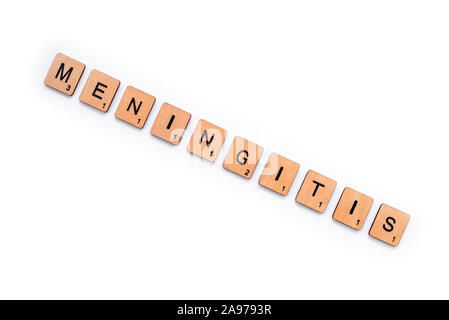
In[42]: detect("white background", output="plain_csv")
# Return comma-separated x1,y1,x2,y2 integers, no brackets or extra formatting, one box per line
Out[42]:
0,1,448,299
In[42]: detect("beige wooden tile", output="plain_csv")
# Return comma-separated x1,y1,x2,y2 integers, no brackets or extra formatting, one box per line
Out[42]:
44,53,85,96
333,187,374,230
369,204,410,247
187,119,227,162
114,86,156,128
258,153,299,196
150,102,191,145
79,69,120,112
296,170,336,213
222,137,263,179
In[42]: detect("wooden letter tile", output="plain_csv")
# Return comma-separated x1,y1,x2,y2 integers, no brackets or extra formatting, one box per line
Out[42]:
79,69,120,112
44,53,85,96
369,204,410,247
332,187,374,230
114,86,156,128
222,137,264,179
187,119,227,162
150,102,191,145
296,170,336,213
258,153,300,196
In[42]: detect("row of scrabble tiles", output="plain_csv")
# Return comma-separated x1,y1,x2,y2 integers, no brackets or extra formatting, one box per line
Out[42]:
44,53,411,247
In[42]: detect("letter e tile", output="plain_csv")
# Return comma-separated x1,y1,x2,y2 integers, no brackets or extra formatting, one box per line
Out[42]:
79,69,120,112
